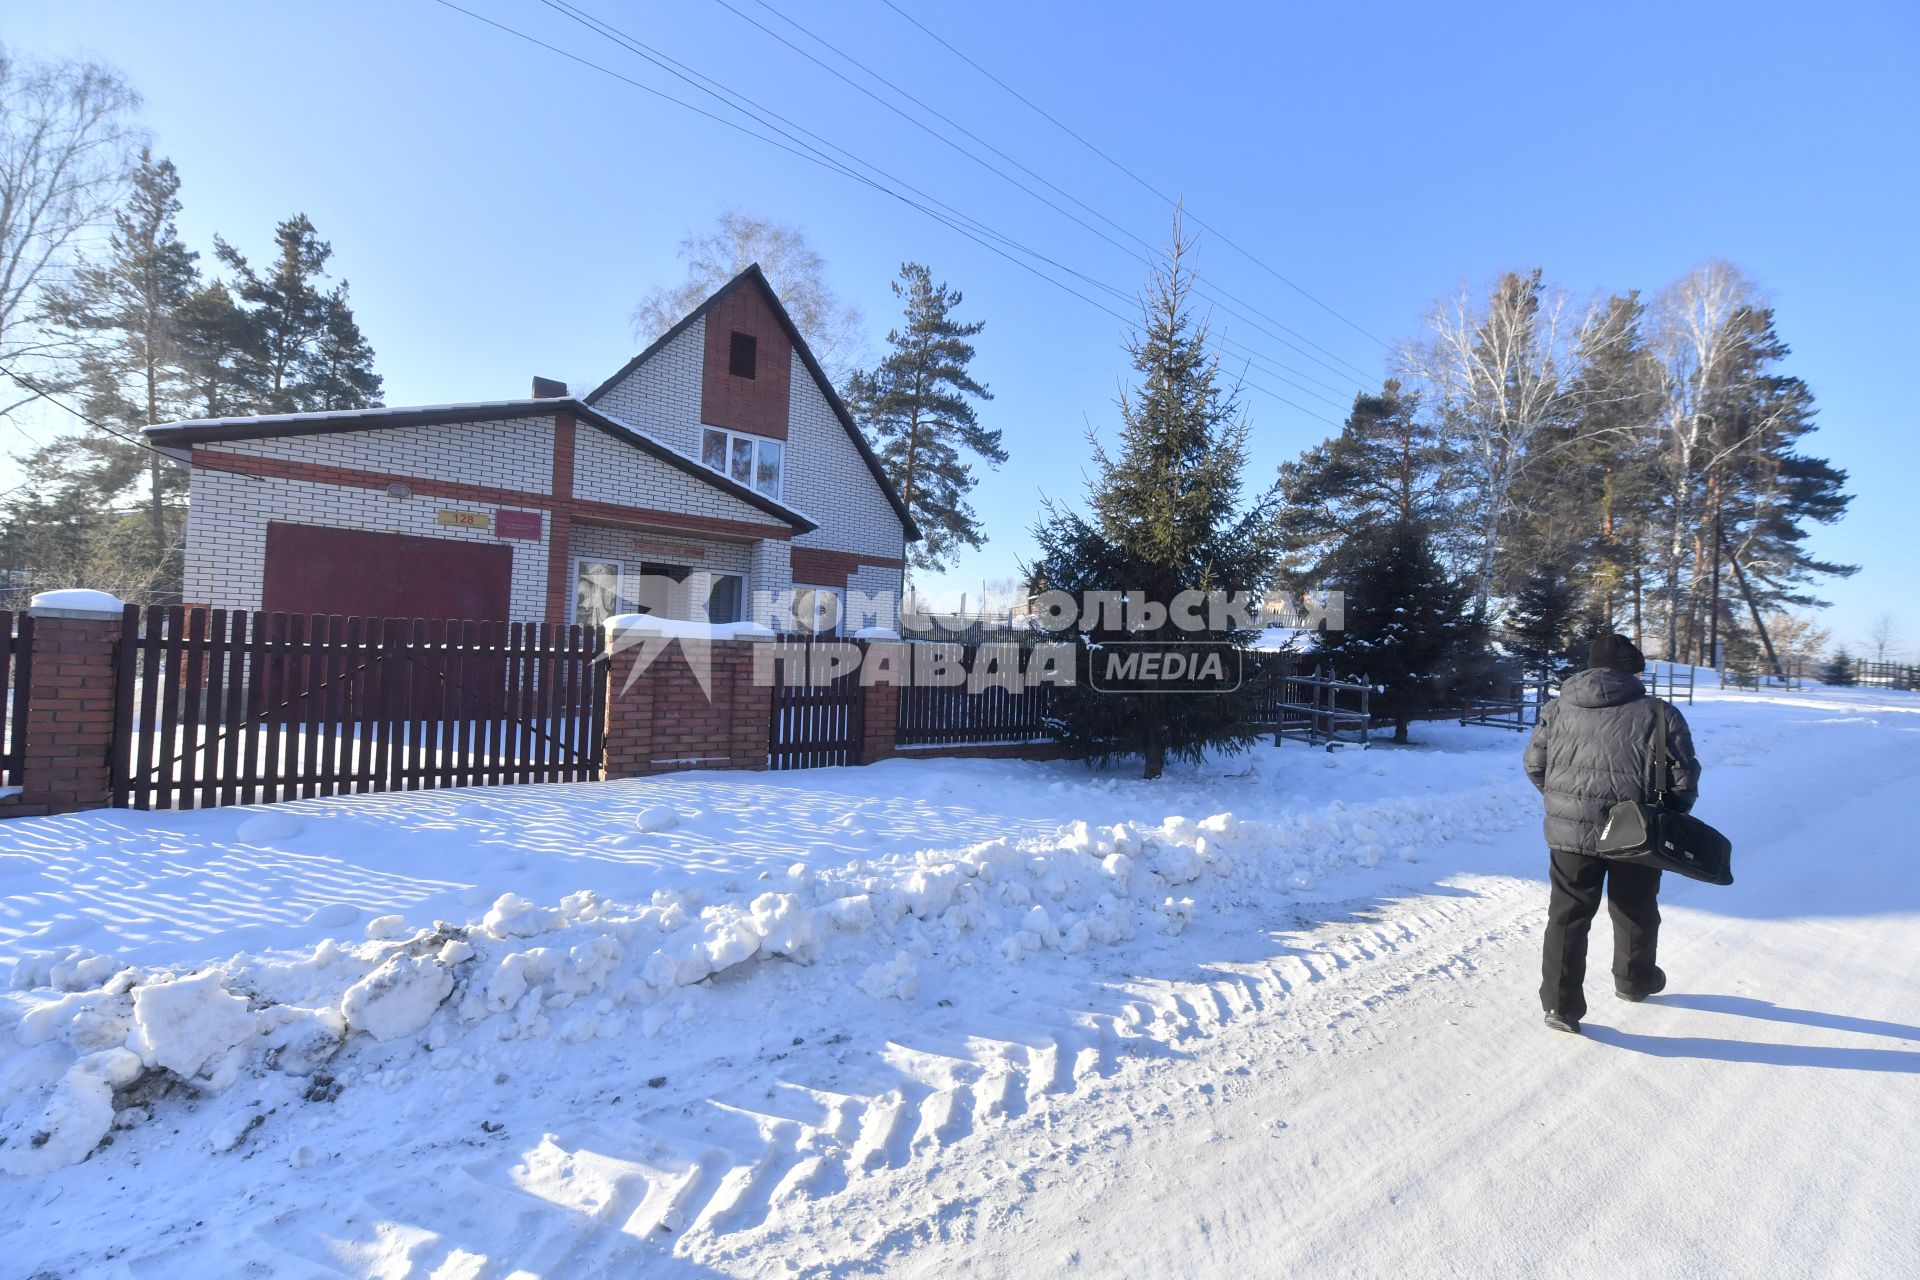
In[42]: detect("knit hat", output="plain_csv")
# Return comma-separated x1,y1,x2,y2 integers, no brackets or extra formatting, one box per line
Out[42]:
1588,632,1645,674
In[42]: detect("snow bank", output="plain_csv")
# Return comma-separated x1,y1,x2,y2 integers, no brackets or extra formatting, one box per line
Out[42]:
0,779,1535,1172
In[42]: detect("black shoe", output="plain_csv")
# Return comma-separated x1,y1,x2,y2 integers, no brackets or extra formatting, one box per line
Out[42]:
1544,1011,1581,1034
1616,967,1667,1003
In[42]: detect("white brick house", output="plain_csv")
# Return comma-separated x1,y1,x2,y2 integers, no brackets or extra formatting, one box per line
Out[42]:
147,266,918,633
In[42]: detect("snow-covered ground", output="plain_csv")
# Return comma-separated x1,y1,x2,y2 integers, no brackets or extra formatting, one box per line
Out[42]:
2,684,1915,1277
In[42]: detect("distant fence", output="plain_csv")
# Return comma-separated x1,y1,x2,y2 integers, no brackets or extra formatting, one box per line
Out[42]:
1647,662,1696,704
113,607,606,810
1852,660,1917,691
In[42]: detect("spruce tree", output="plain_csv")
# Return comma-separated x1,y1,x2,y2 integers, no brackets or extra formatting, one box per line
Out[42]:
1819,646,1856,687
1317,520,1478,743
1502,565,1585,692
1028,228,1282,779
846,263,1002,574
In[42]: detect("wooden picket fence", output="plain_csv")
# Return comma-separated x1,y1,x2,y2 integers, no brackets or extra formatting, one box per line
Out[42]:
112,606,606,809
766,637,865,769
895,641,1053,748
1,611,31,789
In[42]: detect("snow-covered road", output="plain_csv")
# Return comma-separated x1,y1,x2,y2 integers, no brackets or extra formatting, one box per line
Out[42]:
2,685,1915,1277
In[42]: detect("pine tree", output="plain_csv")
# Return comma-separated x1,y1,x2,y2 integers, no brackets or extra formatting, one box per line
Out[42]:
176,280,257,418
1028,227,1282,779
214,214,376,413
308,282,382,410
33,149,199,587
1317,520,1478,743
1277,378,1449,584
846,264,1002,575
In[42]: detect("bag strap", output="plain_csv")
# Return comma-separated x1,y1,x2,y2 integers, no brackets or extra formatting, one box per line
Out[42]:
1650,702,1670,805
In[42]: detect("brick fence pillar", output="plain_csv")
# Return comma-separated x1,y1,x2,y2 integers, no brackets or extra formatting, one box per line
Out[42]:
602,631,773,780
859,641,905,764
16,594,125,816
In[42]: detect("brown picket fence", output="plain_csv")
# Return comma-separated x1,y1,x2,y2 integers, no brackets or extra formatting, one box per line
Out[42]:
1,611,31,789
112,606,606,810
767,637,866,769
894,641,1053,748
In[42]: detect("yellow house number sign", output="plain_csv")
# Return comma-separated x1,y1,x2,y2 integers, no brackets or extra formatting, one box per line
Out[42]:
437,509,489,529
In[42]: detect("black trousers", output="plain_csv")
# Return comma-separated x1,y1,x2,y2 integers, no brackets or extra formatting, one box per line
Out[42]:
1540,848,1662,1021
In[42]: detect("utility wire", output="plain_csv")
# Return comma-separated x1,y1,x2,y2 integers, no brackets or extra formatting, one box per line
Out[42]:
542,0,1354,400
551,0,1350,410
0,366,189,468
430,0,1345,426
710,0,1374,389
878,0,1392,353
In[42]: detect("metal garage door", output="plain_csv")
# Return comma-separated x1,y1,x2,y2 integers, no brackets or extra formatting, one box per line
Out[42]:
262,522,514,622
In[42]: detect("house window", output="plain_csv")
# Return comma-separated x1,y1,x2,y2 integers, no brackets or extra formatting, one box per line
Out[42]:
573,560,621,629
699,426,784,499
789,584,842,636
704,572,744,625
729,330,757,379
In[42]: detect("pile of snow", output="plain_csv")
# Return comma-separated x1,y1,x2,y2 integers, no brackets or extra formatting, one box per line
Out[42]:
1,781,1534,1173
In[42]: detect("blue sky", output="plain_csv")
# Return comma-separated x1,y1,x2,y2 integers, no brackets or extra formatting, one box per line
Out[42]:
9,0,1917,657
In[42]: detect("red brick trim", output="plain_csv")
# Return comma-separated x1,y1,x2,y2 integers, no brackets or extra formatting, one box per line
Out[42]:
545,414,577,624
790,546,907,587
700,286,792,441
551,410,575,503
193,447,796,546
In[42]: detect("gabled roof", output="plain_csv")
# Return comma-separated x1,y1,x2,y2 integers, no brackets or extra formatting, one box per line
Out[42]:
584,263,921,542
145,397,819,534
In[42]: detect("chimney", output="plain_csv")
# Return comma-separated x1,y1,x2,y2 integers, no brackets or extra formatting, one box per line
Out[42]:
531,376,568,399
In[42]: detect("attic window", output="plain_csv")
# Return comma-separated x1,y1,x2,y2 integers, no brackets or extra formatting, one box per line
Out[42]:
728,330,758,379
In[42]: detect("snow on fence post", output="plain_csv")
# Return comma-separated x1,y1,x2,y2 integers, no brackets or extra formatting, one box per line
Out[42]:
600,616,775,779
9,590,126,817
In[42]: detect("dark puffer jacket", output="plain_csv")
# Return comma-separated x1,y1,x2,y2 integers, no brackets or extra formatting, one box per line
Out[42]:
1523,668,1700,855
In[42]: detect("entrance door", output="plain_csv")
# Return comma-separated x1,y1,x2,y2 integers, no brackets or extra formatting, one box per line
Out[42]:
262,522,513,622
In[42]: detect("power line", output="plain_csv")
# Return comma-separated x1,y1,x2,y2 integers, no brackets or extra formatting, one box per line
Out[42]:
429,0,1346,427
0,366,193,468
708,0,1376,389
878,0,1392,353
540,0,1360,398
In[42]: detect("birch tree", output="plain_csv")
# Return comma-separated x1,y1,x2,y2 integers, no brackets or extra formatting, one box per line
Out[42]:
0,47,141,418
1395,269,1606,616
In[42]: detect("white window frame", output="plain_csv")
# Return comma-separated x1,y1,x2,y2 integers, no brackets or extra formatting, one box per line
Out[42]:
699,425,785,500
571,557,623,628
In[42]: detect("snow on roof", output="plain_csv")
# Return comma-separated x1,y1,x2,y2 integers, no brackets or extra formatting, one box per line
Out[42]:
146,398,565,435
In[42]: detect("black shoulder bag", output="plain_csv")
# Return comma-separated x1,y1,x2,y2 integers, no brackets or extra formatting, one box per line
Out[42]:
1595,709,1734,885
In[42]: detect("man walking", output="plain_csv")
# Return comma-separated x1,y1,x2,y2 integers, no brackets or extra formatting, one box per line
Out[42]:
1524,633,1700,1034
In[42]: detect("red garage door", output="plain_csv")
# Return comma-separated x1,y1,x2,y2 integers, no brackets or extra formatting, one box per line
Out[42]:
262,522,514,622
